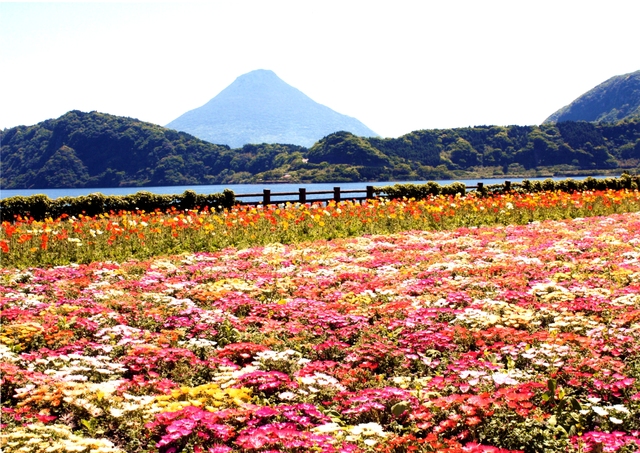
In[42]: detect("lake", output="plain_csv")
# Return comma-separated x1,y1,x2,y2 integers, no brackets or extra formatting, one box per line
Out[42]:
0,175,616,203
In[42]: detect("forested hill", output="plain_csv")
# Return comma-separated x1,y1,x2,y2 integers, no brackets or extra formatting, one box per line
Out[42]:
0,111,305,189
1,111,639,189
545,70,640,124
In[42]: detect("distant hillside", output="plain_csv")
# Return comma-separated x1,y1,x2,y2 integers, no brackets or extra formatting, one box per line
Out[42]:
166,69,377,148
2,111,639,189
545,70,640,123
0,111,235,188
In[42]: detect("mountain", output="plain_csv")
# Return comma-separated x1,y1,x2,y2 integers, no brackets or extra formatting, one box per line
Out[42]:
2,111,639,190
545,70,640,124
165,69,378,148
0,111,235,188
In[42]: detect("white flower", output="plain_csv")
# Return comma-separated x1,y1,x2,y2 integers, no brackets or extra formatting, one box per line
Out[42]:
592,406,609,417
610,417,624,424
278,391,297,401
313,422,343,434
109,408,124,417
611,404,629,413
492,372,518,385
349,422,387,437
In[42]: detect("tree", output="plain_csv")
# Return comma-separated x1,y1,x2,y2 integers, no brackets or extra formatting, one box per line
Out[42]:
449,138,481,167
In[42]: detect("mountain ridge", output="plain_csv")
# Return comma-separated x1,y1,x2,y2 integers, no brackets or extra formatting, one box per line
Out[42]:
2,110,638,190
545,70,640,124
166,69,377,148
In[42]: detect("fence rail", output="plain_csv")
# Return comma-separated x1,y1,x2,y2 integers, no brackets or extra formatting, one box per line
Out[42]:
234,182,500,206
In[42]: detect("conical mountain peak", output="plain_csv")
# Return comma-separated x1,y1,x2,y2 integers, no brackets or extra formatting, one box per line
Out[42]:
222,70,286,93
166,70,377,148
235,69,280,82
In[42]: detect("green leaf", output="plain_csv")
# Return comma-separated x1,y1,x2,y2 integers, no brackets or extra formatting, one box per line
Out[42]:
324,409,344,424
570,398,582,411
391,401,412,417
389,327,404,338
557,387,565,400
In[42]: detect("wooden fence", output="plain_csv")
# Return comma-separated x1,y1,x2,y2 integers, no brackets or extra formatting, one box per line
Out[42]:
234,182,501,206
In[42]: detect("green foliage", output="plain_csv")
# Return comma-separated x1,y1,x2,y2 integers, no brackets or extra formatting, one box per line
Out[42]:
1,111,233,189
308,131,390,166
5,174,636,223
476,412,571,453
1,111,639,189
375,175,640,201
0,190,235,221
545,69,640,124
557,121,606,149
375,181,467,199
369,130,442,166
448,137,482,167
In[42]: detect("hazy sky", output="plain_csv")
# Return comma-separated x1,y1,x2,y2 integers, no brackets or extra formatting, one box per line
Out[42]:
1,1,639,138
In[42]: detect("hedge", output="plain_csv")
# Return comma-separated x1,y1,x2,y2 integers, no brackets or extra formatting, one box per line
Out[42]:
0,189,235,222
374,181,468,199
374,174,639,201
479,175,639,197
2,175,638,222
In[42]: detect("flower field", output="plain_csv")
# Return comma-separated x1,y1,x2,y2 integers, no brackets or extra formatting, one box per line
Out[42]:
2,188,640,268
1,190,640,452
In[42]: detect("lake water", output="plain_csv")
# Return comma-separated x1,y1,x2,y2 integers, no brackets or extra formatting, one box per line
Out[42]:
0,175,616,203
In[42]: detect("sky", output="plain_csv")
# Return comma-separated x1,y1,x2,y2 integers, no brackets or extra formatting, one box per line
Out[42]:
1,1,639,139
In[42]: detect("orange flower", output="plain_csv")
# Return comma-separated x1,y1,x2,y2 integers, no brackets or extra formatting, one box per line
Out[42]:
2,221,17,237
40,233,49,250
18,233,33,244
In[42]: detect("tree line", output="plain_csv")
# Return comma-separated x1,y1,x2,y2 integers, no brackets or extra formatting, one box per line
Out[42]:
1,110,639,189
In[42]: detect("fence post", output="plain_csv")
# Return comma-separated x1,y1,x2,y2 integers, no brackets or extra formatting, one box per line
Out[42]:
333,187,341,202
504,180,511,191
477,182,484,192
263,189,271,205
299,188,306,204
366,185,374,199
